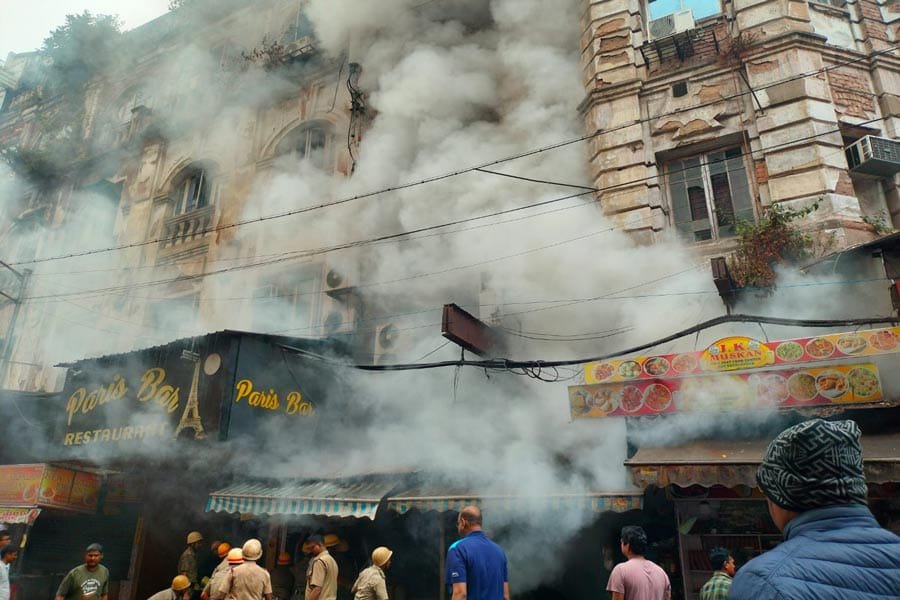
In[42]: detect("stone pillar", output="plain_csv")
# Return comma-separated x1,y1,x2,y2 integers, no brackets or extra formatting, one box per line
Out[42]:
581,0,663,243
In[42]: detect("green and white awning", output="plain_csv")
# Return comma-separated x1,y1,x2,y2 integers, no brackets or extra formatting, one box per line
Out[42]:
206,479,396,519
386,489,643,514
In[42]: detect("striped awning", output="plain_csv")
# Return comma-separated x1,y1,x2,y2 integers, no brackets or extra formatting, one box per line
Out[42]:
386,490,643,514
205,479,397,519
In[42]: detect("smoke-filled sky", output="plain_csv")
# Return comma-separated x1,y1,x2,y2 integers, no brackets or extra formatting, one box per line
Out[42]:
0,1,169,60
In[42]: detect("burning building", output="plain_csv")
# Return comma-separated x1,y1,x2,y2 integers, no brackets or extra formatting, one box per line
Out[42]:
0,1,898,599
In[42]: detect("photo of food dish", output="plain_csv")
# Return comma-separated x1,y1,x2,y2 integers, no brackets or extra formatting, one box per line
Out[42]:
620,385,644,412
836,334,868,355
672,353,699,373
643,383,673,412
848,367,880,398
775,341,803,362
592,362,616,382
787,372,817,401
816,370,849,399
756,374,789,405
806,337,836,359
643,356,670,377
870,330,898,351
618,361,642,379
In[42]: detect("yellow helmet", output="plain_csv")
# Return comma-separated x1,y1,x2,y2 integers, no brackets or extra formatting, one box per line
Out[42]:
242,539,263,561
372,547,393,567
323,534,339,548
186,531,203,545
227,548,244,565
172,575,191,592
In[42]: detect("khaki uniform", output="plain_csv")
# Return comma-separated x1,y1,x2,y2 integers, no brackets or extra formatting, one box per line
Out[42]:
179,547,199,587
147,589,182,600
204,558,230,598
351,566,387,600
215,561,272,600
305,551,338,600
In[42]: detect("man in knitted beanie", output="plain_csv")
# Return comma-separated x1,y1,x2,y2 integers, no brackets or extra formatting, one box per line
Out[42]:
730,419,900,599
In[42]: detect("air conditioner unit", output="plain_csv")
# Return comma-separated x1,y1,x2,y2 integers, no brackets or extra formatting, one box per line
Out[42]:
845,135,900,179
318,268,358,336
372,323,400,365
648,9,695,42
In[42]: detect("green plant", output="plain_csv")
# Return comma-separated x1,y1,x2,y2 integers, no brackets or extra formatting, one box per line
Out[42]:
728,200,820,289
861,211,892,235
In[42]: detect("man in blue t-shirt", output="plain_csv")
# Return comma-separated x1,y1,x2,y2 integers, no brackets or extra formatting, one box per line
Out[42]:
446,506,510,600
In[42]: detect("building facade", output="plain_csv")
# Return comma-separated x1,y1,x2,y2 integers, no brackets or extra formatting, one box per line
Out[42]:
580,0,900,250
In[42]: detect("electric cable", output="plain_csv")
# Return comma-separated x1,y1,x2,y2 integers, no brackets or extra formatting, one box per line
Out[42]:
279,314,900,372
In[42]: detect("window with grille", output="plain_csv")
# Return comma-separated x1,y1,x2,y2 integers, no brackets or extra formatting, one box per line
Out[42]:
666,147,755,242
175,168,210,215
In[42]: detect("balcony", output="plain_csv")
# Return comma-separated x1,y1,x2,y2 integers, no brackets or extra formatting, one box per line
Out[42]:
157,204,214,264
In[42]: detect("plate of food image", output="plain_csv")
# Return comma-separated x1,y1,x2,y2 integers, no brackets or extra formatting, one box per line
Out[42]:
756,374,789,406
787,372,818,402
643,384,673,412
816,370,849,399
591,362,616,382
805,337,836,360
870,329,898,351
836,334,868,355
620,385,644,413
775,341,803,362
643,356,670,377
672,353,699,374
618,361,642,379
848,367,880,398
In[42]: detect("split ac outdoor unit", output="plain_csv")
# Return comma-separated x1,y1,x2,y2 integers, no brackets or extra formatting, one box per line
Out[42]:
845,135,900,179
648,9,695,42
319,268,357,336
372,323,400,365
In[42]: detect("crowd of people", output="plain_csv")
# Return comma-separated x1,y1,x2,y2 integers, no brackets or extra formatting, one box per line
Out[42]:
3,419,899,600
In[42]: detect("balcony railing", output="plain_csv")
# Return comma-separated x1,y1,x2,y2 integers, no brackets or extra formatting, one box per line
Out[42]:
160,204,214,249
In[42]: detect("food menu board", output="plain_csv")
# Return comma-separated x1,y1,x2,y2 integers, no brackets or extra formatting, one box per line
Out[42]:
569,362,883,418
583,327,900,384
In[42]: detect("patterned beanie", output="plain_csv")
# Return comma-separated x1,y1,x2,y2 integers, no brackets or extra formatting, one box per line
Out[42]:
757,419,867,511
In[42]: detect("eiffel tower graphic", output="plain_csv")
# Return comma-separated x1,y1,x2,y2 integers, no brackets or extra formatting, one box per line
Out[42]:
175,358,207,440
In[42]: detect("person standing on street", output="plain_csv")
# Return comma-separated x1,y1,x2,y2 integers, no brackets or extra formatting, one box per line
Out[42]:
351,547,392,600
606,526,670,600
55,543,109,600
202,544,235,600
270,552,295,600
147,575,192,600
304,535,338,600
180,532,204,597
207,548,243,600
446,505,510,600
729,419,900,599
0,545,19,600
213,539,272,600
699,548,733,600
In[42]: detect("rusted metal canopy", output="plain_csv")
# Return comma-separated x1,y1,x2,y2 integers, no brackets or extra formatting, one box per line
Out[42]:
626,434,900,488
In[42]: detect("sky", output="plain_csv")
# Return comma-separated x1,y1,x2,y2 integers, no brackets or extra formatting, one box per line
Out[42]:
0,1,170,60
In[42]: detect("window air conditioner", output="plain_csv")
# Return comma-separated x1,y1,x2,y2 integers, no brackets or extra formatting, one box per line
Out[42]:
648,9,695,42
845,135,900,179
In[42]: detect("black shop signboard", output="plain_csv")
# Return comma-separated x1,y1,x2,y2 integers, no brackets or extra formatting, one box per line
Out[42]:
56,330,348,454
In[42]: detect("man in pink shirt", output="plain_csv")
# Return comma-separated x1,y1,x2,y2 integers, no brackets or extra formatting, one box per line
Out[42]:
606,526,670,600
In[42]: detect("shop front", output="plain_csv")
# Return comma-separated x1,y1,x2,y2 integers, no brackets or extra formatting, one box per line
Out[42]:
569,326,900,600
206,474,645,600
14,330,352,600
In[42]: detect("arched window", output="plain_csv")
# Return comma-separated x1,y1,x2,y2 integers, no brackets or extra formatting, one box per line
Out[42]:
171,163,212,215
275,122,335,170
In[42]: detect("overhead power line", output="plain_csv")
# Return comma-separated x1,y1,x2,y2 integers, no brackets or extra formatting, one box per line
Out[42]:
12,43,898,267
281,314,900,372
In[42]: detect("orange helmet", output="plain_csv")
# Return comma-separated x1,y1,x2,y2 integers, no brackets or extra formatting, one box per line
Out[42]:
277,552,291,565
217,542,231,558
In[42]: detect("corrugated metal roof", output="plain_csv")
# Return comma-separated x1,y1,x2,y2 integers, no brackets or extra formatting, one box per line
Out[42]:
206,477,399,519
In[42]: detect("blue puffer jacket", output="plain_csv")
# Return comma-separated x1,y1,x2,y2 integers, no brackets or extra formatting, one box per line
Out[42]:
729,504,900,600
